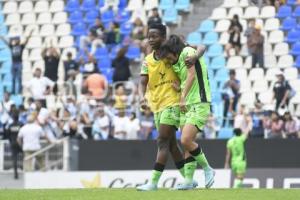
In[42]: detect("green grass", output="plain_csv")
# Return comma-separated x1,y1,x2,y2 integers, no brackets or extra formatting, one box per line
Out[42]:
0,189,299,200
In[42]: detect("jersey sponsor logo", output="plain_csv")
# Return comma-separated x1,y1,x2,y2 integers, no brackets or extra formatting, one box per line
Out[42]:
159,72,166,80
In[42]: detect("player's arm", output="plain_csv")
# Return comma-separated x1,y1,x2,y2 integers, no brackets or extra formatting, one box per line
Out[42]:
180,64,195,112
185,44,206,68
224,148,231,169
139,61,149,109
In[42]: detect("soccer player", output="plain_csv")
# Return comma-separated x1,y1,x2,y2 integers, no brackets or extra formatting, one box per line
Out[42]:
159,35,215,190
225,128,248,188
137,24,204,191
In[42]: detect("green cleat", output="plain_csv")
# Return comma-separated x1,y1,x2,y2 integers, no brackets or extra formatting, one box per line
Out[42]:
136,183,158,191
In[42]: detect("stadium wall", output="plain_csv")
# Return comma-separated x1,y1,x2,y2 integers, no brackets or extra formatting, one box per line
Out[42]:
75,139,300,170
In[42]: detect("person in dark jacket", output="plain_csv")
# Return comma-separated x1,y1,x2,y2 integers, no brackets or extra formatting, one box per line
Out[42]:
112,47,131,82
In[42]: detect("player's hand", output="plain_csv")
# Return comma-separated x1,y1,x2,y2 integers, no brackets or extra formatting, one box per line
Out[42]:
172,80,181,92
185,55,197,68
179,96,187,113
140,96,148,110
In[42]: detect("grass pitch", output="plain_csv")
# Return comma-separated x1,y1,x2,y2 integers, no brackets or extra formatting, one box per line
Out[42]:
0,189,299,200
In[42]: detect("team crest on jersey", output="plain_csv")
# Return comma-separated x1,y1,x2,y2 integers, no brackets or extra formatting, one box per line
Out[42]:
159,72,166,79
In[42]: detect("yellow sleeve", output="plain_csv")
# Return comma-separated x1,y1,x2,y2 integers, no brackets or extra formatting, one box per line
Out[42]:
140,60,149,75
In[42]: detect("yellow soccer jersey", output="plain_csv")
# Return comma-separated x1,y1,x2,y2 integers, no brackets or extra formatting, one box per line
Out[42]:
140,52,180,113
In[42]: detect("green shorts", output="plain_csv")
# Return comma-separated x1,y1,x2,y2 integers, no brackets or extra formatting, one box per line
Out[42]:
231,161,247,175
180,103,210,130
154,106,180,130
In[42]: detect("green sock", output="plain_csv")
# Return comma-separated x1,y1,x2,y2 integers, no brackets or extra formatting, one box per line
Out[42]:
233,179,243,188
179,167,185,178
184,161,197,184
151,170,162,185
194,153,210,170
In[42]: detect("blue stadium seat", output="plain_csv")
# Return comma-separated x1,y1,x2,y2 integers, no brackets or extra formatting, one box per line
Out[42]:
285,29,300,43
211,92,222,103
290,42,300,56
218,128,233,139
204,56,210,66
84,10,99,23
3,73,12,83
0,25,7,37
72,22,86,36
215,68,229,82
126,45,141,59
98,0,104,8
296,25,300,32
293,6,300,17
197,20,214,33
175,0,190,12
101,10,114,24
159,0,174,10
94,47,109,59
287,0,297,5
162,8,178,24
0,50,11,63
210,56,225,70
10,95,23,107
97,57,112,71
81,0,96,11
294,56,300,68
115,10,131,24
68,11,83,24
0,14,4,24
276,5,292,18
202,32,218,45
280,17,297,31
186,32,201,46
120,23,132,36
65,0,80,12
206,44,223,57
102,67,114,83
118,0,127,9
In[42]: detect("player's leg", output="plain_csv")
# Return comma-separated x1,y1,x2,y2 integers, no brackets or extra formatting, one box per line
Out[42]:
181,104,215,188
233,162,246,188
169,132,185,177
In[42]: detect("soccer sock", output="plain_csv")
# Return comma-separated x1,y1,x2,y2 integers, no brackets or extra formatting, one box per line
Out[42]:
233,179,243,188
151,163,165,185
184,157,197,184
189,146,210,170
175,160,185,178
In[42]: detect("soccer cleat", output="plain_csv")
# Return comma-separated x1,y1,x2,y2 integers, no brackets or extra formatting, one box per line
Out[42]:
173,180,198,190
136,183,158,191
204,167,215,188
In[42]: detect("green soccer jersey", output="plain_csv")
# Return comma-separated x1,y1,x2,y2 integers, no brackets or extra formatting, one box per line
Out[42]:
172,47,211,105
227,135,247,164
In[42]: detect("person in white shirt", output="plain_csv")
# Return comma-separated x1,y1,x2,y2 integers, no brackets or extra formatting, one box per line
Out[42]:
0,92,15,129
126,112,141,140
92,106,110,140
17,114,49,171
234,105,253,135
26,68,54,107
113,109,129,140
100,0,120,13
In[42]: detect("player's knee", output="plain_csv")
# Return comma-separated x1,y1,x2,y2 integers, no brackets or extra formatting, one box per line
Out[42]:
157,136,169,151
181,135,191,148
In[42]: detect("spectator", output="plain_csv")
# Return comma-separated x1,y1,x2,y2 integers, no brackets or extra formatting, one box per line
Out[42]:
113,84,128,110
140,107,154,139
225,14,243,56
0,92,15,134
80,20,105,56
272,71,291,112
247,25,264,68
132,17,147,48
104,22,120,47
234,105,253,135
244,19,255,41
63,119,87,139
126,112,141,140
283,111,299,138
0,92,14,112
83,72,108,98
64,52,79,81
7,110,22,179
222,70,240,127
92,106,110,140
263,111,284,138
112,48,131,82
42,45,60,83
79,55,98,74
79,99,97,125
203,114,218,139
18,105,28,125
26,68,54,107
250,102,265,138
147,8,162,26
113,109,129,139
4,30,34,94
17,114,49,171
